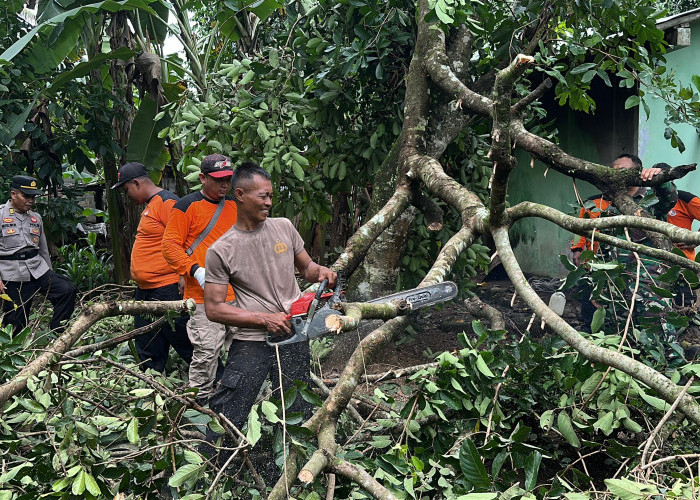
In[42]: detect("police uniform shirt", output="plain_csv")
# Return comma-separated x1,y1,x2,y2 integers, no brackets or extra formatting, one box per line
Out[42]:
0,201,51,282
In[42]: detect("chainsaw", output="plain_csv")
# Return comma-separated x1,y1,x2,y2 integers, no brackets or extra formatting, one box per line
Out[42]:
267,271,458,346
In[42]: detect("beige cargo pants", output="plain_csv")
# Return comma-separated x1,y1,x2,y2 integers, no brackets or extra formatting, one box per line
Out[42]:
187,302,236,400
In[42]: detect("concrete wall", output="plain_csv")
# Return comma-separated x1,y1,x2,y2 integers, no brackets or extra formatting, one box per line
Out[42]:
638,18,700,195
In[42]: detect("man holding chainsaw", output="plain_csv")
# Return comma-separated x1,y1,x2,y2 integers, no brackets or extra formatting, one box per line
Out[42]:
162,153,238,404
203,161,336,455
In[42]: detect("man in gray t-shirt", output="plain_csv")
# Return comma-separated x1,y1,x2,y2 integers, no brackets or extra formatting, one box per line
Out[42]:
203,161,335,471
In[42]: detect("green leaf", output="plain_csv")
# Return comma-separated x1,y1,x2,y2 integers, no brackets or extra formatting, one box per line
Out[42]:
0,94,37,146
570,63,596,74
693,74,700,93
539,409,554,430
593,411,615,436
434,0,454,24
624,96,640,110
246,406,261,446
240,70,255,85
127,418,139,444
604,478,655,499
71,470,85,496
524,451,542,491
83,473,101,496
269,49,279,68
257,121,270,141
475,354,495,377
590,307,606,333
125,95,172,171
580,372,604,396
292,162,305,181
130,388,154,397
556,411,580,447
456,495,498,499
168,463,204,487
458,438,490,489
0,463,32,483
261,401,280,423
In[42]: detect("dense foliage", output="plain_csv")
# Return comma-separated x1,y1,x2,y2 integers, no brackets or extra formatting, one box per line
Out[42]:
2,0,700,498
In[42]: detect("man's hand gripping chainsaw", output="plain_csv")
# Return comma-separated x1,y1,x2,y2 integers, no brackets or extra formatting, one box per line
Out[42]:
266,272,458,346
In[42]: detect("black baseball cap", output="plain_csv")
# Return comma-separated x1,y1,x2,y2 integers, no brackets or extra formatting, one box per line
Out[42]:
11,175,43,195
111,162,147,189
201,154,233,178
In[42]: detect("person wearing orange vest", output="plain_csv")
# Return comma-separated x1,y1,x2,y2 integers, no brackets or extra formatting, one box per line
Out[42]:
667,190,700,260
111,162,193,372
162,154,238,404
569,155,677,331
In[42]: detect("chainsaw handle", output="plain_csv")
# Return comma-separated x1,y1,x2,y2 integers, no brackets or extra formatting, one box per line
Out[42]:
329,270,344,307
315,278,329,300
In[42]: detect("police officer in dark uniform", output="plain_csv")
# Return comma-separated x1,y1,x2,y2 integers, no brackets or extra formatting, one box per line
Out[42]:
0,175,77,333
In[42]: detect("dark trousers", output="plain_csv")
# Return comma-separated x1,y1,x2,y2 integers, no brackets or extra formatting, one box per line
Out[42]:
2,270,77,334
134,283,193,372
204,339,313,469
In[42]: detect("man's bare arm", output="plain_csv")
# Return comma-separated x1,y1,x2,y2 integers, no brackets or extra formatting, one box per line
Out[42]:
294,250,336,287
204,282,291,334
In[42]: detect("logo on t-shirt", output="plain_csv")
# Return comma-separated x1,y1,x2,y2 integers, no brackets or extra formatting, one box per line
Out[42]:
669,209,677,216
274,239,288,254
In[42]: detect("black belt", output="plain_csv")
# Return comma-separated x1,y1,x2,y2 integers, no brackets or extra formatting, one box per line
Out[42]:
0,249,39,261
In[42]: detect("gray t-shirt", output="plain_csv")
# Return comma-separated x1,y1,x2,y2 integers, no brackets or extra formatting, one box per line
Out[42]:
206,217,305,341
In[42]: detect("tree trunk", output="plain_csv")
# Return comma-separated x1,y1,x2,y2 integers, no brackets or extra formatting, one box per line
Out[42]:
106,11,139,283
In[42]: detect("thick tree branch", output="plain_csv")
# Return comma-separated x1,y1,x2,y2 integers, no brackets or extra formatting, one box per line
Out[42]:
509,201,700,246
411,183,444,231
490,226,700,425
511,78,552,115
0,299,195,406
326,301,412,334
422,19,493,116
65,317,167,358
490,54,535,226
445,24,472,82
510,120,696,186
325,450,399,500
464,297,506,330
333,184,411,275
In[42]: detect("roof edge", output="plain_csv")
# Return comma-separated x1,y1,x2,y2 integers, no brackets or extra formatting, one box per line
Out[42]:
657,7,700,30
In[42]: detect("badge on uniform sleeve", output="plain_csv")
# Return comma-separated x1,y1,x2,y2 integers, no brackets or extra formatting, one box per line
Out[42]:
33,237,39,243
6,228,16,234
8,208,14,214
2,218,13,223
31,228,40,235
30,216,38,223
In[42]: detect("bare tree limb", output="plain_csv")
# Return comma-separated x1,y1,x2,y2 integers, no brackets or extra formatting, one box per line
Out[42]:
464,297,506,330
511,78,552,115
65,317,167,358
0,299,195,406
333,184,412,275
325,450,399,500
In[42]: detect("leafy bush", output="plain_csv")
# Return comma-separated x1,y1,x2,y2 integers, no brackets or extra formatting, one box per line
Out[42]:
55,233,113,293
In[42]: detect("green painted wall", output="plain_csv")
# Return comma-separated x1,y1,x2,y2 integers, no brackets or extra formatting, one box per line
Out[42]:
639,18,700,195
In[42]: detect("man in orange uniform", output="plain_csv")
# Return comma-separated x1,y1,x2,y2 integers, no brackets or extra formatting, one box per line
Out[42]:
667,190,700,260
162,154,237,404
112,162,193,372
570,156,675,265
